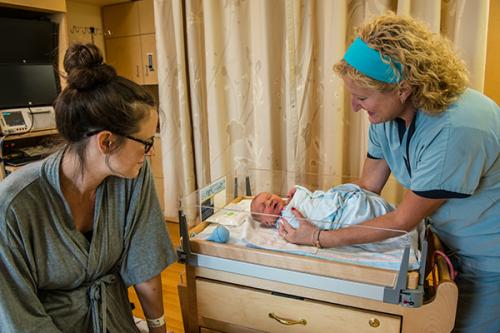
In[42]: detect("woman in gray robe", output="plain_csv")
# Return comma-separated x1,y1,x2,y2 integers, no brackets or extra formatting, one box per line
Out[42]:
0,43,176,333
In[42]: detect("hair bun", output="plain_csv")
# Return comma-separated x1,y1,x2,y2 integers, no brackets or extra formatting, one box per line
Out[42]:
64,43,116,90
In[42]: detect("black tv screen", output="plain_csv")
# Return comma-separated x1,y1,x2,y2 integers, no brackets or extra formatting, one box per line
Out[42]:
0,17,58,63
0,64,60,109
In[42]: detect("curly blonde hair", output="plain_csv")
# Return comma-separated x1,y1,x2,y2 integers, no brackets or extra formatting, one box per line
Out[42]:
333,13,469,114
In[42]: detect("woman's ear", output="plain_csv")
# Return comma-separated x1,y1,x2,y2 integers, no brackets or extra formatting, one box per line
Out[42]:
398,81,412,103
96,131,113,153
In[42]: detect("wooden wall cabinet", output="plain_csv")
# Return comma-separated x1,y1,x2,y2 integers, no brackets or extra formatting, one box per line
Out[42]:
102,0,157,85
102,1,140,38
103,0,165,218
0,0,66,12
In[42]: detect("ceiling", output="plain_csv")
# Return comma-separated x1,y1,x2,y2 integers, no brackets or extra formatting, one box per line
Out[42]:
71,0,130,7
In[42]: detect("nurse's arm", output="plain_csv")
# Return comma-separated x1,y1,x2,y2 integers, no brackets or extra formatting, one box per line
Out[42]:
353,157,391,195
318,191,447,248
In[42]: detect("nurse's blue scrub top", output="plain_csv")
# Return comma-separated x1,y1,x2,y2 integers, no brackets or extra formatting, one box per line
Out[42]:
368,88,500,273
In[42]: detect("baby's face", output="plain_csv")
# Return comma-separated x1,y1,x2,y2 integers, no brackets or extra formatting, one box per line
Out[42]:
251,192,286,227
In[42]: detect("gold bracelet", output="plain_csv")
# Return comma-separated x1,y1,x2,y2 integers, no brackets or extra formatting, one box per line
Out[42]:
311,229,318,247
313,229,322,248
146,314,165,328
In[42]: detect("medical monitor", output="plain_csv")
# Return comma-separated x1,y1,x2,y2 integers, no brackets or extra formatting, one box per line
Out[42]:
0,64,60,109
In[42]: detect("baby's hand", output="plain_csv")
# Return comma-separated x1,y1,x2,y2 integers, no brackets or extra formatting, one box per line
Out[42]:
262,220,276,228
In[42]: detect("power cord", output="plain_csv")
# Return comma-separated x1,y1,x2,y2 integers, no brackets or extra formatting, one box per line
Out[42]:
27,108,35,132
0,135,6,164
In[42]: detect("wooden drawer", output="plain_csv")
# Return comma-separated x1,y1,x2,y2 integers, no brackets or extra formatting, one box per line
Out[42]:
196,279,401,333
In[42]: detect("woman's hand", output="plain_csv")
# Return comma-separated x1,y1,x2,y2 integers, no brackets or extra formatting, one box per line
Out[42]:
278,208,318,246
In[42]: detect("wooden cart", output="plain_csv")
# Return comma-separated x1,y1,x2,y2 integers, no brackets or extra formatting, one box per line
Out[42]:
177,178,457,332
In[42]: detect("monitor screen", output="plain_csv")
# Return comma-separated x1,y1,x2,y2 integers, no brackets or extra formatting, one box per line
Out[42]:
0,17,58,63
2,111,26,126
0,64,60,109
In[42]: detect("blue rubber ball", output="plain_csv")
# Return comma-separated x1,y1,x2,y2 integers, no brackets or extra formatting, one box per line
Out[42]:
207,225,230,243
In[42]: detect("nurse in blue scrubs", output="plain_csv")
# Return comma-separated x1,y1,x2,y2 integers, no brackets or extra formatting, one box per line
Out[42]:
279,13,500,332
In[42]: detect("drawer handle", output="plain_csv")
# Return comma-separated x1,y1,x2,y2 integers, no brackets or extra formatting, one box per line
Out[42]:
268,312,307,326
369,318,380,328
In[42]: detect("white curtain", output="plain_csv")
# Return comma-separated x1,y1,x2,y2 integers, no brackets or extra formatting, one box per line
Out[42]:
154,0,489,220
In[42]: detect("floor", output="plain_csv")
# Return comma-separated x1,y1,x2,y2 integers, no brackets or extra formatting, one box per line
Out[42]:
128,222,186,333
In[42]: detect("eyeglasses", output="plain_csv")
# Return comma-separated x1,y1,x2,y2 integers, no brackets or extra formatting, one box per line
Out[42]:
124,134,155,154
85,130,155,154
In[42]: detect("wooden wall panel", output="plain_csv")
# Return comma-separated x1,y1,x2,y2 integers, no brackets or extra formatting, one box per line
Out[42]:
484,0,500,104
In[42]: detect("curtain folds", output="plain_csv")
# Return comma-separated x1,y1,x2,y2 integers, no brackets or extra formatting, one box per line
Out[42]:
154,0,489,219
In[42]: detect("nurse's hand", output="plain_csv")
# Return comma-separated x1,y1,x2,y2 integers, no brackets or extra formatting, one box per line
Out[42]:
279,208,318,246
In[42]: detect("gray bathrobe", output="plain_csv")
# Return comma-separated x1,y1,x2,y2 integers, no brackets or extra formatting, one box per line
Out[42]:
0,149,176,332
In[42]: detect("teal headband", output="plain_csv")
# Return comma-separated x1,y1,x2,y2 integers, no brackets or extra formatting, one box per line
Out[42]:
343,37,402,83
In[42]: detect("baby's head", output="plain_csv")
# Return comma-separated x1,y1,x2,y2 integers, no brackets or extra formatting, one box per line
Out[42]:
250,192,286,227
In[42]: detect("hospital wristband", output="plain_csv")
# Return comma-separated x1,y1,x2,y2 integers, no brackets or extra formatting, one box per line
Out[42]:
146,314,165,328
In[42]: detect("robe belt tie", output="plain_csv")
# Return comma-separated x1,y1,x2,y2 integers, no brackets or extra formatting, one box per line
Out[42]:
88,274,117,333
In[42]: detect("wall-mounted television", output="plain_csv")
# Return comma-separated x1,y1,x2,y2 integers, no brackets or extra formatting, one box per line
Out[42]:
0,14,60,110
0,64,60,109
0,17,58,63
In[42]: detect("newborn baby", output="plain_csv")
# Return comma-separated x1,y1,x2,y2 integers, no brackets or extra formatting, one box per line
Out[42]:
251,183,394,229
250,184,416,251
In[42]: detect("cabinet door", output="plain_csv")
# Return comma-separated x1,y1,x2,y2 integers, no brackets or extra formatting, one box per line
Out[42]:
138,0,155,34
140,34,158,85
105,36,143,84
102,2,140,38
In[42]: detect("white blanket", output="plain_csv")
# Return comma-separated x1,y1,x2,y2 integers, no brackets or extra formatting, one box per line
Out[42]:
198,199,421,271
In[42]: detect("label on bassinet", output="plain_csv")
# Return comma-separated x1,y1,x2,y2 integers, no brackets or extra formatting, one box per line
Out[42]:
205,202,251,226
